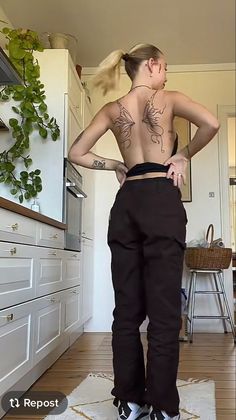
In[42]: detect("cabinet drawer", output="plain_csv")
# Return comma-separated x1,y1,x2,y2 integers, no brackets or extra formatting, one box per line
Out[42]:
63,250,81,289
33,293,62,365
36,247,64,297
0,301,33,395
68,65,84,127
36,223,64,249
0,208,36,245
0,242,36,310
62,286,81,335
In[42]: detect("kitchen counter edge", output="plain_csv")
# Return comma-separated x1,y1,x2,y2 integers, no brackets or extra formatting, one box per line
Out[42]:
0,197,67,230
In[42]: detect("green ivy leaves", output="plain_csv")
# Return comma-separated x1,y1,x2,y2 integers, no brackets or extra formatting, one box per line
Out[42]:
0,26,60,203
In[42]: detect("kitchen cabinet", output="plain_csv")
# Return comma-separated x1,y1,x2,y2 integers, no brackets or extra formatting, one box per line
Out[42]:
36,247,64,297
0,208,36,245
65,94,83,158
36,223,64,249
0,286,81,400
0,300,34,396
33,293,62,365
81,237,94,325
80,98,95,240
63,250,81,289
62,285,81,345
0,241,36,310
0,207,83,418
68,63,84,127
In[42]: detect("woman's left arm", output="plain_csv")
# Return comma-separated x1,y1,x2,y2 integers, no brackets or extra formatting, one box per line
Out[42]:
68,103,123,172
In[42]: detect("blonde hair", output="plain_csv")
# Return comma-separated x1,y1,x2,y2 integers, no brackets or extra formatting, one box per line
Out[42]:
92,43,163,96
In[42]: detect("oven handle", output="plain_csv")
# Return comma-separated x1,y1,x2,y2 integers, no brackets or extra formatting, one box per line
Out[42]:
66,182,87,198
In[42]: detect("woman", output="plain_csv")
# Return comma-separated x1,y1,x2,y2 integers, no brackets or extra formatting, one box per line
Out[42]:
68,43,220,420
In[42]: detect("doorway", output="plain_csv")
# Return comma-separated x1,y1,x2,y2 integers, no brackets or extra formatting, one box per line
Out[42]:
218,105,236,326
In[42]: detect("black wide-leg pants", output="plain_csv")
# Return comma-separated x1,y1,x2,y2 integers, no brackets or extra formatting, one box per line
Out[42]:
107,177,187,417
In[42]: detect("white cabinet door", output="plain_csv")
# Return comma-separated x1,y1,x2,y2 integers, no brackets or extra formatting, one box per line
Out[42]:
0,208,37,245
81,238,94,325
33,293,62,365
36,247,64,297
68,62,84,128
63,250,81,289
81,100,95,239
36,223,64,249
82,169,95,240
62,286,81,345
62,286,81,333
64,94,83,159
83,97,94,129
0,242,36,310
0,301,34,395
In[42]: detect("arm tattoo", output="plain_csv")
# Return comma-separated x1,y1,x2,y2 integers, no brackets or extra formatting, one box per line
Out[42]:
142,91,166,152
92,159,106,169
113,101,135,149
71,130,85,147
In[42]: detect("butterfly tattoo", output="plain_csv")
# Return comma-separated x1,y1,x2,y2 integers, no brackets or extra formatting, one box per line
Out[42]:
142,91,166,152
113,101,135,148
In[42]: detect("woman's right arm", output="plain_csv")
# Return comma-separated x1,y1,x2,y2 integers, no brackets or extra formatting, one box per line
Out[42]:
171,91,220,159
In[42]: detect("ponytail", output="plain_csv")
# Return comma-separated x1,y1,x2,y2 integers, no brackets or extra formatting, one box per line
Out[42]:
92,44,163,96
92,49,125,95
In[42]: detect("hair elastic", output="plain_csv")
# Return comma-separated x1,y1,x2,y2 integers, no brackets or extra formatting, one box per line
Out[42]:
122,53,129,61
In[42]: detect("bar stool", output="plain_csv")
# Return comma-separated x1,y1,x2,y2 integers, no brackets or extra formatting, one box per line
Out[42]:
186,269,236,344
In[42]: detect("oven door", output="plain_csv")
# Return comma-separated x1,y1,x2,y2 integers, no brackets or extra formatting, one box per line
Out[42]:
64,183,86,251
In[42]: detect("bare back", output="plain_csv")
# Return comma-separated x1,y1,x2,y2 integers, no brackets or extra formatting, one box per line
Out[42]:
68,79,219,185
108,88,175,170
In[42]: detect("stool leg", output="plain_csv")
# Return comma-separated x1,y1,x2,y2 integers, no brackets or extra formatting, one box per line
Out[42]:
186,273,193,316
213,273,227,333
187,272,193,332
217,270,236,344
189,271,197,343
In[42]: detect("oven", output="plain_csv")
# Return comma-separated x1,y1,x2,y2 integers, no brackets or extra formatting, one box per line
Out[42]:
63,158,87,251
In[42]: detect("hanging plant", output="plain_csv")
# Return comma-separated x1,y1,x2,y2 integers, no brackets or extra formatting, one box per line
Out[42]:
0,24,60,203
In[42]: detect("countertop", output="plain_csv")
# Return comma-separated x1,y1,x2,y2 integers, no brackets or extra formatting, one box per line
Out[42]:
0,196,67,230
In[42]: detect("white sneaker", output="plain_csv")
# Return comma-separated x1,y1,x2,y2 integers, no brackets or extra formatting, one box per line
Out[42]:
114,399,150,419
149,406,180,419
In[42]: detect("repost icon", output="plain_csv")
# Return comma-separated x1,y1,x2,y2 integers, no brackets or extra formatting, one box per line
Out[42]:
1,391,68,415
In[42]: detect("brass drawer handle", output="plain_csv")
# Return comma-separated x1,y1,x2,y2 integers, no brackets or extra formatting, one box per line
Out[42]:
48,252,57,256
3,247,17,255
46,297,56,303
0,314,14,321
49,234,58,239
6,223,19,231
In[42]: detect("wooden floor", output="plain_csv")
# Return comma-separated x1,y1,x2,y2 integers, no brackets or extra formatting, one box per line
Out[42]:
3,332,236,420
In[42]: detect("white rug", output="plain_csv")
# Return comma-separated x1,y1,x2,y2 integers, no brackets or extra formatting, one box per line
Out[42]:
44,373,216,420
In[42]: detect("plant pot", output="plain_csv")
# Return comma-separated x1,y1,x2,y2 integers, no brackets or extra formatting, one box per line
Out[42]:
48,32,78,64
48,33,69,49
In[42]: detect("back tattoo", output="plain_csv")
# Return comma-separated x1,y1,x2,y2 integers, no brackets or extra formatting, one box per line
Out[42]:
142,91,166,152
113,92,166,151
113,101,135,149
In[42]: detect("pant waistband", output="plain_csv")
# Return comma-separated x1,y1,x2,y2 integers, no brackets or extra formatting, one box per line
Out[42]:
126,162,170,178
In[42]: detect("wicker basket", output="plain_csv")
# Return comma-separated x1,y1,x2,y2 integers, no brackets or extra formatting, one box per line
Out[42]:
185,224,232,270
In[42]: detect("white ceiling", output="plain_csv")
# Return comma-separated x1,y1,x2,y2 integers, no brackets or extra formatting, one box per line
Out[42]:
1,0,235,67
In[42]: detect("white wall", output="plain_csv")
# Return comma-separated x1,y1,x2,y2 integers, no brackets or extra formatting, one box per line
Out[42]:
82,65,236,333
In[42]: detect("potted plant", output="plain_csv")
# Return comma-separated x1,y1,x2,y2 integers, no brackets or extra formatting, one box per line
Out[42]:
0,23,60,203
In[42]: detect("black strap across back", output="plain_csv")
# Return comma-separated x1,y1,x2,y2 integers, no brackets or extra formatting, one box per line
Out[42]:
126,135,178,178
